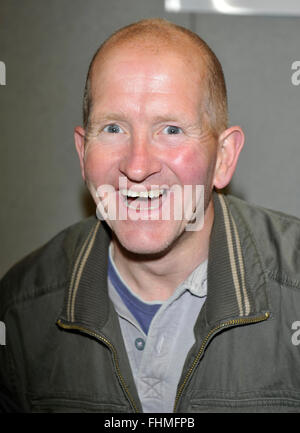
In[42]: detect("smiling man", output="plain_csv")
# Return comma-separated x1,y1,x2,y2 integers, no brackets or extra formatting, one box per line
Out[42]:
1,19,300,413
74,21,243,303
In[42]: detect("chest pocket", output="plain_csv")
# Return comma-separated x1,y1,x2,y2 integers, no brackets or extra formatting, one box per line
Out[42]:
30,396,131,413
185,390,300,413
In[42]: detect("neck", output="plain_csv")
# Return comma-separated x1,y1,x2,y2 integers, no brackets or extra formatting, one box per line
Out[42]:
112,199,214,302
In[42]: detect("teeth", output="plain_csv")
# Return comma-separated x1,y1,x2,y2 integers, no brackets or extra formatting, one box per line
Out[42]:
120,189,165,199
148,190,160,198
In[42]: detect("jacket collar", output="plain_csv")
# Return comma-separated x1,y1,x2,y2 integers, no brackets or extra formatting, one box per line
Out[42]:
205,192,269,326
57,192,269,331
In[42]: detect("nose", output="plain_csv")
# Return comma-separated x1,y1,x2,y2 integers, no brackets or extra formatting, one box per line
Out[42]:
119,133,162,183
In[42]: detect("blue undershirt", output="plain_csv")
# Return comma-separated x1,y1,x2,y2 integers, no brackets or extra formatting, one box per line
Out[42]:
108,255,162,335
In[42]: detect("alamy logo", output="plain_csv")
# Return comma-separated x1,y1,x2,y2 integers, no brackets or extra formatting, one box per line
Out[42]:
95,177,205,232
0,321,6,345
291,321,300,346
0,61,6,86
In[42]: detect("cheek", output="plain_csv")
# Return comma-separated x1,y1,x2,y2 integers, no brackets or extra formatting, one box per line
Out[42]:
169,147,216,186
83,146,116,186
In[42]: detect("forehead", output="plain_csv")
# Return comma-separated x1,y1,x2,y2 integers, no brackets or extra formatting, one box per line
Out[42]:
90,42,207,103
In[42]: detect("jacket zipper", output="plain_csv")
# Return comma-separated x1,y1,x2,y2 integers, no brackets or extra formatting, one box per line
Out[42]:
173,311,270,412
56,320,140,413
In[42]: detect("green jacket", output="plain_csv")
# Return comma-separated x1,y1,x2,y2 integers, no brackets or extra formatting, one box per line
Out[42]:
1,193,300,413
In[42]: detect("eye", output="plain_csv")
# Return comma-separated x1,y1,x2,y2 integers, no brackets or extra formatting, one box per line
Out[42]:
162,125,183,135
103,124,124,133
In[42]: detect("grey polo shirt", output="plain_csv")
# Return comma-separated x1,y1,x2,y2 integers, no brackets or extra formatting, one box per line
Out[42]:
108,245,207,413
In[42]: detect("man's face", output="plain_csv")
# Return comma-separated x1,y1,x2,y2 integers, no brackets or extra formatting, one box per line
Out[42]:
77,44,219,255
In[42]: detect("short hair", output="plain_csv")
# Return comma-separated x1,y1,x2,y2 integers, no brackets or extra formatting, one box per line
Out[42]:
83,18,228,136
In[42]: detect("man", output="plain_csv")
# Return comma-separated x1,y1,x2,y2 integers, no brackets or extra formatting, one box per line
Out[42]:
0,18,300,413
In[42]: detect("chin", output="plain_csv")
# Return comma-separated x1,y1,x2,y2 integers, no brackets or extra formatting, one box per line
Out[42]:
124,240,172,256
111,220,183,257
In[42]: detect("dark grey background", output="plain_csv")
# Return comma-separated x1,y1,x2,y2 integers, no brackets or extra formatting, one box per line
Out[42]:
1,0,300,277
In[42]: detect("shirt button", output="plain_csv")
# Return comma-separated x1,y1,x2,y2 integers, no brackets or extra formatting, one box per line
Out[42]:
135,338,145,351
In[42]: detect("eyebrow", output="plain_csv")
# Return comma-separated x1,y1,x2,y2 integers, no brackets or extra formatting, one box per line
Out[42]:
90,112,128,124
151,115,186,123
151,115,202,130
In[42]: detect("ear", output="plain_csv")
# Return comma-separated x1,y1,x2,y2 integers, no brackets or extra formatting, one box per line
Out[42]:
213,126,245,190
74,126,86,181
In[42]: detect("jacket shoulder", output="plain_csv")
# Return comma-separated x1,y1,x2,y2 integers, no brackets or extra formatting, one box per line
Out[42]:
226,194,300,286
0,216,99,315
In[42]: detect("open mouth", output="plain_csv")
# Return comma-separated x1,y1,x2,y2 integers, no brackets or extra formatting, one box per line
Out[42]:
120,188,168,210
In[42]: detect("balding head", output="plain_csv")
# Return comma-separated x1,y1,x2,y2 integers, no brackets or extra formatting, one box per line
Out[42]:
82,19,228,137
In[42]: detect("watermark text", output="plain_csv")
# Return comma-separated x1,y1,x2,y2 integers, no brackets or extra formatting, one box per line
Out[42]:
291,61,300,86
95,178,204,231
291,321,300,346
0,61,6,86
0,321,6,345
